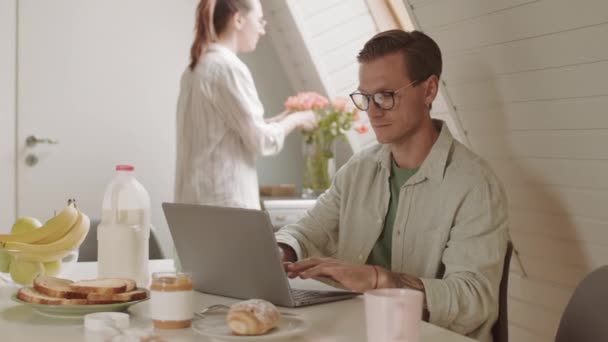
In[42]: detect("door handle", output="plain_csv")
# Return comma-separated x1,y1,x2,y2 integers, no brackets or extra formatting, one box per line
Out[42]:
26,135,59,148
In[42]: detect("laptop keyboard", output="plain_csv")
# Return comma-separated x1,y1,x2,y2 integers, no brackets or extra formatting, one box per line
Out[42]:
290,288,355,302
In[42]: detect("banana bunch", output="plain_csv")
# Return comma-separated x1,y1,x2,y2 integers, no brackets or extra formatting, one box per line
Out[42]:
0,201,91,284
0,202,79,244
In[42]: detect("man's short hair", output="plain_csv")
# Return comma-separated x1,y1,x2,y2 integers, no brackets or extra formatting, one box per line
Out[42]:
357,30,442,83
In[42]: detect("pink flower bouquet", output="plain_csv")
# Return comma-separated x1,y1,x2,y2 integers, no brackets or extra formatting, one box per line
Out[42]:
284,91,367,194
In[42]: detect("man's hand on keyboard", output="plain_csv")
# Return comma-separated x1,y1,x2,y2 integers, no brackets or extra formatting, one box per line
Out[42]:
284,257,378,293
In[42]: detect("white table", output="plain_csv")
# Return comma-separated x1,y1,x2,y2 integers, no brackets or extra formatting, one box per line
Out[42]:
0,260,474,341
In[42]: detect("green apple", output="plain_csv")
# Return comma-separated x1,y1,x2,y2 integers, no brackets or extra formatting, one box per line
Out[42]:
43,260,62,277
9,259,43,285
0,250,11,273
11,217,42,235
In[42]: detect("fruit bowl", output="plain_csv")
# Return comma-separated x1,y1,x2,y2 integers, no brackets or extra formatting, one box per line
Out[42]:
0,199,90,286
0,247,79,286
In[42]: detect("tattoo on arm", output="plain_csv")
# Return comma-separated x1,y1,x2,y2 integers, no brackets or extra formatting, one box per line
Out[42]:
390,272,425,291
390,272,429,318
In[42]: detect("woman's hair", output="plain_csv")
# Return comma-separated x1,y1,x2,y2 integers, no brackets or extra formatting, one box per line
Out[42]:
189,0,253,70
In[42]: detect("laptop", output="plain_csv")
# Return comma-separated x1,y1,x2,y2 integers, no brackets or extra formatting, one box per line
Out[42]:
162,202,360,307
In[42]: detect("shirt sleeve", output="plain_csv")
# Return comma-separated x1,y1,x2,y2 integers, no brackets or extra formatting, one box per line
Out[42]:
213,64,285,156
274,161,348,260
419,177,510,336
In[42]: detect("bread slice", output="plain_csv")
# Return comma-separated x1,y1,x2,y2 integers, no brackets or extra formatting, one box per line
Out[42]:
33,275,87,299
87,289,149,304
118,278,137,292
17,287,88,305
69,279,127,295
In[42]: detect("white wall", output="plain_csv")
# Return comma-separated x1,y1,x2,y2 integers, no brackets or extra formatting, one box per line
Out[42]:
240,36,304,188
405,0,608,341
0,2,303,237
0,0,16,233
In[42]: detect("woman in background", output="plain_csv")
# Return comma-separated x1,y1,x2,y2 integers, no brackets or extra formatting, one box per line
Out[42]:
175,0,317,209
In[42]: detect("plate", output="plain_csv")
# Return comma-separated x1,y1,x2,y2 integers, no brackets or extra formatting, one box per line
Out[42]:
192,313,311,341
11,294,149,318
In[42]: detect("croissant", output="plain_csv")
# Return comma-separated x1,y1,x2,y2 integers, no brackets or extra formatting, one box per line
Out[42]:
226,299,281,335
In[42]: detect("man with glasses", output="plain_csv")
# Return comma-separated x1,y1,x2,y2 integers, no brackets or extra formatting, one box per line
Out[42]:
275,30,509,342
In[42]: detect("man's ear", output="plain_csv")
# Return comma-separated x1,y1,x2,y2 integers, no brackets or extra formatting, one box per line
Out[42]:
424,75,439,107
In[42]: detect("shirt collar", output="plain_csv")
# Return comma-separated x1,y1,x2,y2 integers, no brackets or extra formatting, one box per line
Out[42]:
208,43,237,58
378,119,454,182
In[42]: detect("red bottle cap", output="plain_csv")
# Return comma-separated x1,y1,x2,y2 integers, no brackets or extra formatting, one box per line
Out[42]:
116,165,134,171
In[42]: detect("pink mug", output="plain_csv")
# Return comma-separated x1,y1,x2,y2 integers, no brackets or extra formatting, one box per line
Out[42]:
364,288,424,342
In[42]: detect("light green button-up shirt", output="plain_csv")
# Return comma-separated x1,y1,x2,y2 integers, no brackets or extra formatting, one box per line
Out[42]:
276,121,510,342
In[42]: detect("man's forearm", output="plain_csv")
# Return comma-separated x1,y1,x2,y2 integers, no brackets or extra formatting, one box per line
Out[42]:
390,272,425,291
378,269,429,319
278,243,297,262
377,268,424,291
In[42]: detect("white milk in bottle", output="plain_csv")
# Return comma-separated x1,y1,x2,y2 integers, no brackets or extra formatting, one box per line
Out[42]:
97,165,151,286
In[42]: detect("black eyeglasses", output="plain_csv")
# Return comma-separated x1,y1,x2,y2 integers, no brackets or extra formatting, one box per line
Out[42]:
349,80,417,111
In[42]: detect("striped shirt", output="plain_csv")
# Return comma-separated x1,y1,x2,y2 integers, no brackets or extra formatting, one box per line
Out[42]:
174,43,285,209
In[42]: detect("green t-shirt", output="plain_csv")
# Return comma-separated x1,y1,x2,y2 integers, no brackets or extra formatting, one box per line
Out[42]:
366,159,418,270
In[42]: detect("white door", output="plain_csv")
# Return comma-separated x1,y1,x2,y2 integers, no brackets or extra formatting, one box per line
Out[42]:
16,0,197,254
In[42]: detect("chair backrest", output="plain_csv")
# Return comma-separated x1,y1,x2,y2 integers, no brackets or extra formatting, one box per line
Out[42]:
78,219,164,262
492,241,513,342
555,265,608,342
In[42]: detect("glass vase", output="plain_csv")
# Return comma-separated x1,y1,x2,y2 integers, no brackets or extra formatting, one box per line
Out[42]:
302,141,333,198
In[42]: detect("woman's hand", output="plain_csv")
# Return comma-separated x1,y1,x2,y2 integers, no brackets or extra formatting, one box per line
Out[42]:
277,110,317,134
289,110,318,131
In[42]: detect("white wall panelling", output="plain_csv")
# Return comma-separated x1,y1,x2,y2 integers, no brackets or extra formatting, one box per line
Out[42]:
405,0,608,340
413,0,539,31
